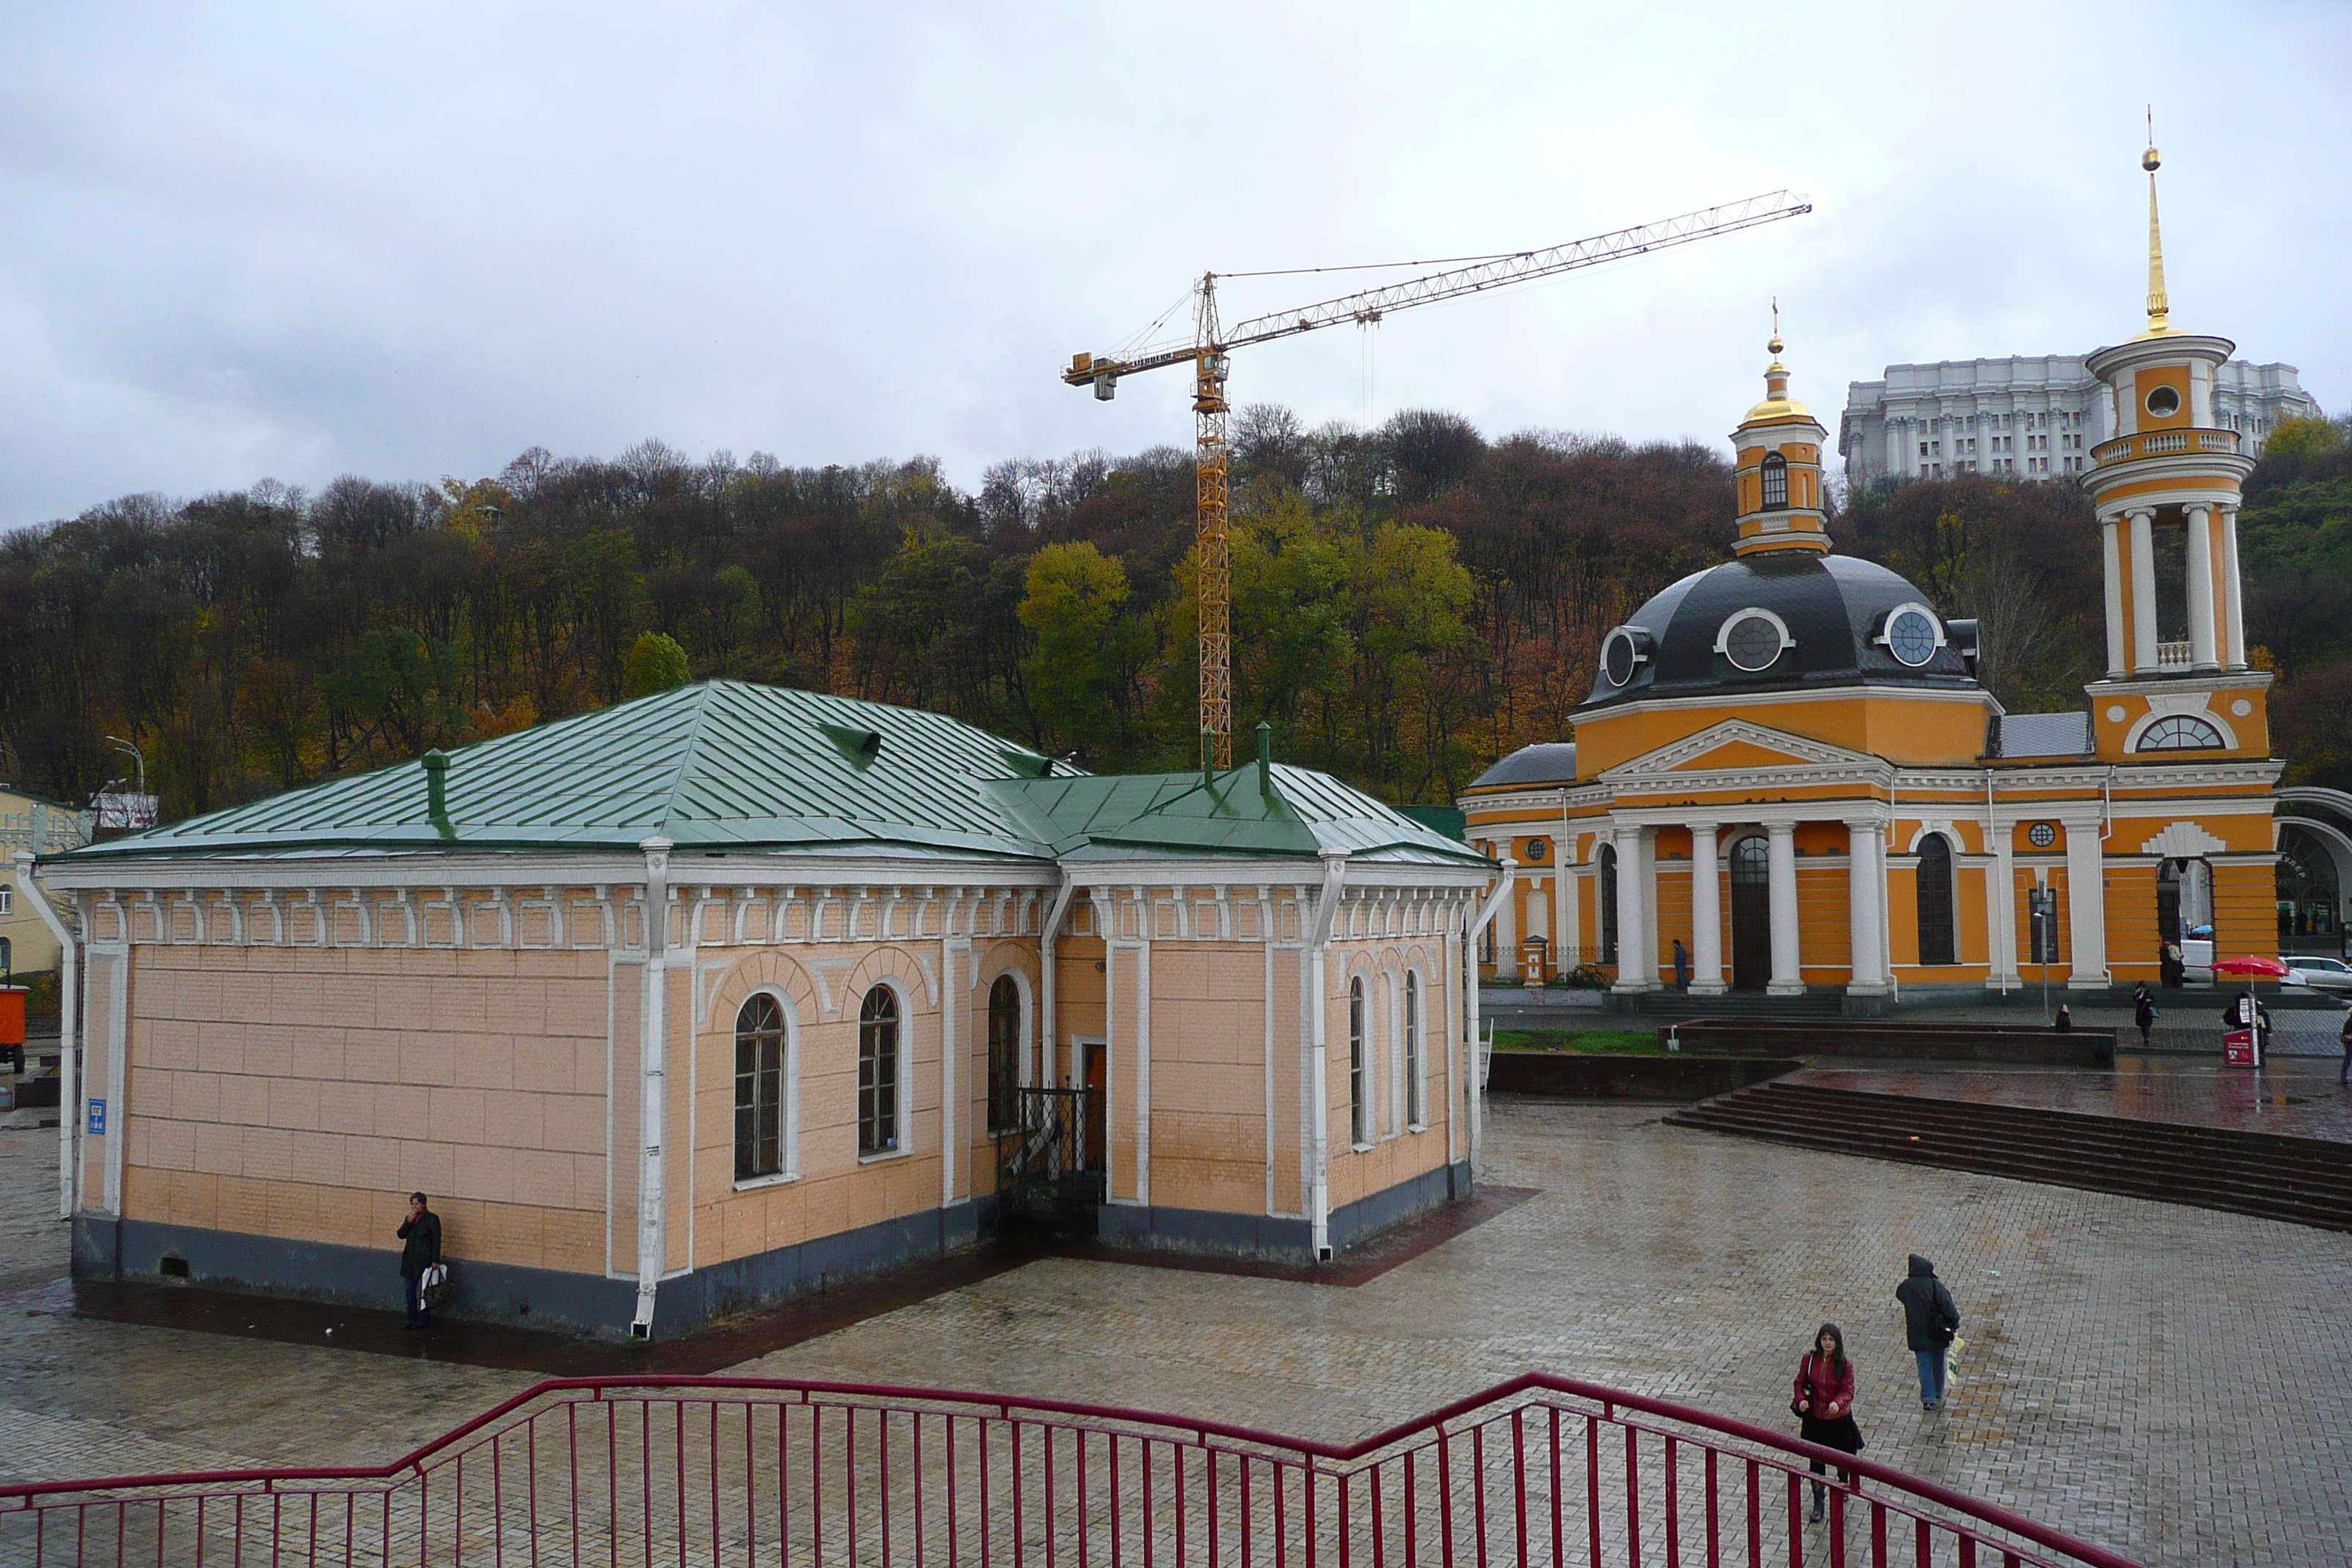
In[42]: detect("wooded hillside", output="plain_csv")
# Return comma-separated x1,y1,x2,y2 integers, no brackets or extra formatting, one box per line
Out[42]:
3,407,2345,822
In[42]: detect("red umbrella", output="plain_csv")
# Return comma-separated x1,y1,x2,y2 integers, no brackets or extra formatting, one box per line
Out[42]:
2211,955,2290,978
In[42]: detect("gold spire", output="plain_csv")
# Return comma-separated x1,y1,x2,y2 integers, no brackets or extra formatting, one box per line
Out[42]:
2140,107,2171,337
1744,299,1809,421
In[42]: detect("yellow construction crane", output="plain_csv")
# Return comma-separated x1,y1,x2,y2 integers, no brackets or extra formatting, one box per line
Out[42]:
1063,192,1812,770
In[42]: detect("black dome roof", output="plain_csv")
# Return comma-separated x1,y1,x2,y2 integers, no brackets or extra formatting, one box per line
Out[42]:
1583,553,1978,710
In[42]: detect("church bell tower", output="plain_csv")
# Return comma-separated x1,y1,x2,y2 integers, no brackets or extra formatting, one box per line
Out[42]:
2081,132,2268,761
1731,309,1832,557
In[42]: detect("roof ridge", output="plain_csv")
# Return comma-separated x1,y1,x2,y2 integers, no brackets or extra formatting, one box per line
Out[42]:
656,682,737,840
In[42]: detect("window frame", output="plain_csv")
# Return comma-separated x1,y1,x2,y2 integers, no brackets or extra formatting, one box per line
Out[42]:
985,972,1025,1136
1759,451,1789,510
1348,976,1370,1150
1715,607,1795,673
731,990,796,1188
2135,715,2226,753
1914,833,1958,967
857,983,906,1160
1403,968,1426,1131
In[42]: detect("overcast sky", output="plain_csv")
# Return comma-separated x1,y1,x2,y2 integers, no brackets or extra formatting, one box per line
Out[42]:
3,2,2346,529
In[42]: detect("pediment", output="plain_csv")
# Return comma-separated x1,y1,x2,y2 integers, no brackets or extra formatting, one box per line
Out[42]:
1603,720,1881,783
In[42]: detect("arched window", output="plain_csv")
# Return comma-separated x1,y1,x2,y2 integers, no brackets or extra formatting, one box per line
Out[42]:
1348,977,1368,1147
1760,452,1789,510
1599,843,1619,965
987,975,1022,1134
1403,971,1424,1128
858,986,900,1156
1730,834,1771,886
1915,834,1956,967
2136,715,2225,752
734,994,786,1180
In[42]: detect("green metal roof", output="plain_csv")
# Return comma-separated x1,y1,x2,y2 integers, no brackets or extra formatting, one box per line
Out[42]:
59,680,1488,871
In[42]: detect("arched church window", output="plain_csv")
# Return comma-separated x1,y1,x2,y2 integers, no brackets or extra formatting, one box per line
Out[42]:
1348,978,1368,1147
1760,452,1789,510
858,986,900,1156
1915,835,1956,967
2136,716,2225,752
1598,843,1618,965
1730,835,1771,886
987,975,1022,1134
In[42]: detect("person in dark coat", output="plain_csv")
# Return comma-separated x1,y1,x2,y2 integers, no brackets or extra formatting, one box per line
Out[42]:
1896,1254,1959,1409
2160,941,2184,988
2052,1003,2072,1032
397,1191,442,1330
1673,939,1692,992
1791,1323,1863,1523
2132,984,2157,1049
2337,1006,2351,1089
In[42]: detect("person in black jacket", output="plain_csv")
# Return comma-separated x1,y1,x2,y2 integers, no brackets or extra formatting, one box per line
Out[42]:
2133,983,2157,1049
397,1191,442,1330
1895,1254,1960,1410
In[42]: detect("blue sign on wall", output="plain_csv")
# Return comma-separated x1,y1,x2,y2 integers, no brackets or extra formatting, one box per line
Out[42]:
87,1098,105,1135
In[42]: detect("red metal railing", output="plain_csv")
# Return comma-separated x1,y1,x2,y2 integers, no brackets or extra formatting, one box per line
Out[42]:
1,1373,2144,1568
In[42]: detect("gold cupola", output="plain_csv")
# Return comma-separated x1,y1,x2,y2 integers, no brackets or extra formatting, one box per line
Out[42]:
1730,305,1831,557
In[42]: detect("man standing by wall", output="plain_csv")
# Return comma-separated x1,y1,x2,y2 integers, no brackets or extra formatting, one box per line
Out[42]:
397,1192,442,1331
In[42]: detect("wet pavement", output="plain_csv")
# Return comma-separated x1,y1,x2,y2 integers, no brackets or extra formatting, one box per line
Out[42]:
7,1090,2351,1564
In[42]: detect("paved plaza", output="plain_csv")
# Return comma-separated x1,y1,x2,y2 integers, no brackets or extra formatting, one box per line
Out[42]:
5,1093,2351,1567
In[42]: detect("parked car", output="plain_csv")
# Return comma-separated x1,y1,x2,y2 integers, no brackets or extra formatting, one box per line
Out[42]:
2284,954,2352,993
2181,929,2214,971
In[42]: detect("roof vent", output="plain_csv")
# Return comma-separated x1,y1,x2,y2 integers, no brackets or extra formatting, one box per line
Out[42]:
422,750,456,840
819,723,885,765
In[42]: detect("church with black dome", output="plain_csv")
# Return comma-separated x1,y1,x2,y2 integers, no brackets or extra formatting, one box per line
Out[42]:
1458,167,2285,1006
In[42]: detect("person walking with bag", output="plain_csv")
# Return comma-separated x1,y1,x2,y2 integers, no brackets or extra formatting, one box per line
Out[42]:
397,1191,442,1331
1896,1254,1960,1409
2133,983,2157,1049
1790,1324,1863,1523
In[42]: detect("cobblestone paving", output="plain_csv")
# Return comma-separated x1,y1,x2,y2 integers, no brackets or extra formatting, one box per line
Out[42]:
1791,1055,2352,1143
7,1103,2351,1566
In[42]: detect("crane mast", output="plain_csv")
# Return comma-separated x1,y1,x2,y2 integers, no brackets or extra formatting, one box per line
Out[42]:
1064,190,1811,772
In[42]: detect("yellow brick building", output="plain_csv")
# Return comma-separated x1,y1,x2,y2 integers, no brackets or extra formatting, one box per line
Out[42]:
1463,150,2283,1005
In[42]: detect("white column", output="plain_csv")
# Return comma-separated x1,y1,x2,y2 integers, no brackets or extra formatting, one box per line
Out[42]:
2100,515,2127,678
2128,508,2159,674
1554,864,1577,968
1610,824,1652,992
1765,821,1803,997
1988,823,2019,991
2063,823,2108,990
1845,819,1888,996
1638,829,1661,990
1689,823,1726,995
1493,867,1518,979
2220,505,2247,669
2185,504,2219,671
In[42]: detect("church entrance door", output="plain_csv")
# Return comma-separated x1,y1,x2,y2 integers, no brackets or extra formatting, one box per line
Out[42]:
1729,834,1771,990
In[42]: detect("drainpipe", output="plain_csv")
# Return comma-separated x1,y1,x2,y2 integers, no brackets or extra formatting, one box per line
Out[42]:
1039,870,1077,1088
1305,848,1348,1261
15,852,78,1221
631,836,674,1340
1465,859,1518,1169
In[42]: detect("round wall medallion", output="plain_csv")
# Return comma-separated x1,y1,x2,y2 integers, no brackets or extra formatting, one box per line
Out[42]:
1523,837,1549,864
2231,698,2253,717
2106,704,2127,723
2027,822,2057,848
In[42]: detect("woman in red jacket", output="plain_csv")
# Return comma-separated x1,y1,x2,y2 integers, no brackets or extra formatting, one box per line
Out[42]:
1791,1323,1864,1523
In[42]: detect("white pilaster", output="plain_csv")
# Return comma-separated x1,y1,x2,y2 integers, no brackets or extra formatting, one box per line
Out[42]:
2063,825,2108,990
2100,515,2126,678
2185,504,2219,671
1689,823,1726,996
1988,823,2020,991
1765,821,1803,998
1637,829,1659,990
2220,505,2247,669
1493,868,1517,979
2127,508,2158,674
1844,819,1888,996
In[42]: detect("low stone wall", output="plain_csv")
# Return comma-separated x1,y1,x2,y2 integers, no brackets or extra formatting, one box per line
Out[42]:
1653,1020,2117,1068
1488,1052,1801,1101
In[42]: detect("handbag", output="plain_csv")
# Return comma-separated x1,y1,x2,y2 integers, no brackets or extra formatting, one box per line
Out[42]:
1789,1353,1810,1420
420,1262,452,1308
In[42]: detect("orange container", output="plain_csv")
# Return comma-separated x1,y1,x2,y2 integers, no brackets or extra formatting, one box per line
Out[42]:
0,987,23,1049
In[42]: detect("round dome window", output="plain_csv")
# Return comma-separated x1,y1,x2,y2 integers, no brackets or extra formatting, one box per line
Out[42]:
1601,626,1648,686
2144,384,2181,418
1882,605,1942,667
1717,610,1790,672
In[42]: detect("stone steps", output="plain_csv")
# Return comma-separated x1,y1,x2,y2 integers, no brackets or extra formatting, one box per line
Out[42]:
1665,1082,2352,1232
